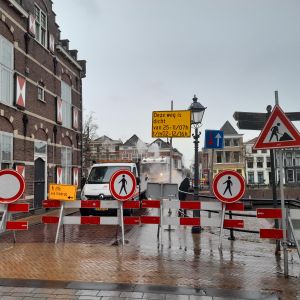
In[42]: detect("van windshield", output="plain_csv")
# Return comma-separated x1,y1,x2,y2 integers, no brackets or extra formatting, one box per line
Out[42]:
87,166,130,184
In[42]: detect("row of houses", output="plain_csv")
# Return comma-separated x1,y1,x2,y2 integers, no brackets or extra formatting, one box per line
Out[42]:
0,0,85,209
201,121,300,186
84,134,184,178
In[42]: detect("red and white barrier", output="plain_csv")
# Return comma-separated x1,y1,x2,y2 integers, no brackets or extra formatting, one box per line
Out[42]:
0,203,29,239
42,198,286,246
256,208,284,239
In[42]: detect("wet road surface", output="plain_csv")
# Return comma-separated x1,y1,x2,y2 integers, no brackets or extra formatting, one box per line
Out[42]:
0,208,299,299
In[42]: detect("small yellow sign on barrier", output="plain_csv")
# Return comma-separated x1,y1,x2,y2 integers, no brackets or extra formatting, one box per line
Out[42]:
152,110,191,138
49,184,76,201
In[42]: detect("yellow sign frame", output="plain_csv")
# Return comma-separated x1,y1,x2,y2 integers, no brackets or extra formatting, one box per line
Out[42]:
48,184,77,201
152,110,191,138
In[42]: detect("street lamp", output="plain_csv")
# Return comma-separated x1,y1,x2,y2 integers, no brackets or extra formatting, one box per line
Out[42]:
188,95,206,234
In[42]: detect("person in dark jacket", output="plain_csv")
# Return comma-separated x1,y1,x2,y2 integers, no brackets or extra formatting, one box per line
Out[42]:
178,177,190,216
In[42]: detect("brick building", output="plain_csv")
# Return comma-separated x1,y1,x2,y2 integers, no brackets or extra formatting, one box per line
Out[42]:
0,0,86,209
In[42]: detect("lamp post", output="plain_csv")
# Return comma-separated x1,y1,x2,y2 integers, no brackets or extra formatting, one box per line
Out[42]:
188,95,206,234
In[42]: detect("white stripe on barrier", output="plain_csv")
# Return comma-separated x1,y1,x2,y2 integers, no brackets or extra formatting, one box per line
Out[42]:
101,217,119,225
162,200,180,210
100,201,119,209
290,209,300,219
63,216,81,225
201,217,221,227
201,202,222,211
161,200,222,211
63,201,81,208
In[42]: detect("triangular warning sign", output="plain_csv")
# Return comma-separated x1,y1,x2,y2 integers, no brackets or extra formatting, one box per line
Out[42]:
254,105,300,149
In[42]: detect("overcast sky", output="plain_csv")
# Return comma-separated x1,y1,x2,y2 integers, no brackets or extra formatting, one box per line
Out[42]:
53,0,300,166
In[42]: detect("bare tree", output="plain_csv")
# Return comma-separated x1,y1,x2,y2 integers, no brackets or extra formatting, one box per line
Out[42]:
82,111,99,177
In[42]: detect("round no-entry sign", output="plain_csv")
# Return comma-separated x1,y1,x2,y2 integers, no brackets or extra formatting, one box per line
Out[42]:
213,170,245,204
109,170,137,201
0,169,25,204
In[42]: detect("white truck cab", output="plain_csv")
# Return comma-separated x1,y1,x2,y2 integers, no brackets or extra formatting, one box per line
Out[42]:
81,161,145,215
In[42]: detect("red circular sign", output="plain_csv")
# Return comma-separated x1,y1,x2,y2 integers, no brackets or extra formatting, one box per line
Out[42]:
212,170,245,204
0,169,26,204
109,170,137,201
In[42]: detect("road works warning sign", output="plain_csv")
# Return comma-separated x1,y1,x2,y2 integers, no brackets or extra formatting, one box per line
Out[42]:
49,184,77,201
152,110,191,138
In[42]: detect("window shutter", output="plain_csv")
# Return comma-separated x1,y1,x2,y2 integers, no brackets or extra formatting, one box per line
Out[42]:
28,14,36,37
72,107,79,130
56,166,63,184
56,96,63,124
15,164,25,178
73,167,79,186
15,75,26,109
49,33,55,53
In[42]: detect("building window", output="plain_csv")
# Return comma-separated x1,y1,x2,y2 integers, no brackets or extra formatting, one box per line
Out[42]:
256,157,264,168
216,152,222,163
285,153,293,167
287,169,294,183
0,132,13,169
233,152,240,162
0,35,13,106
248,172,254,184
295,152,300,166
296,170,300,182
257,171,264,184
224,139,231,147
34,4,47,47
61,146,72,184
261,149,267,153
247,158,254,168
266,157,271,168
61,81,72,128
37,85,45,102
225,151,231,163
252,147,257,154
233,139,239,146
34,140,47,155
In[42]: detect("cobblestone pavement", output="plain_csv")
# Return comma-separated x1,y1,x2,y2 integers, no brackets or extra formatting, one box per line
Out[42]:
0,209,299,299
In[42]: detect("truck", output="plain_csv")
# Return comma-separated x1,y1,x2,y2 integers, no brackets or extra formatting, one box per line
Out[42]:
80,160,146,216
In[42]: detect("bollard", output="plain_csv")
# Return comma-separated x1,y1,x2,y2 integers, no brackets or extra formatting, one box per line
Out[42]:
228,210,235,241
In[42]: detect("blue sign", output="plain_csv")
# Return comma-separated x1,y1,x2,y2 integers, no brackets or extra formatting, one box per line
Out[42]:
204,130,224,149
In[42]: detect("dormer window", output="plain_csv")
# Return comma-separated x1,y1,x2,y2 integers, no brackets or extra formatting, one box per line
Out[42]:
34,4,47,47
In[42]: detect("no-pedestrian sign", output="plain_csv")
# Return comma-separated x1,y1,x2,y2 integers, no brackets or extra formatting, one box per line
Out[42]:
109,170,137,201
152,110,191,138
212,170,245,204
0,169,25,204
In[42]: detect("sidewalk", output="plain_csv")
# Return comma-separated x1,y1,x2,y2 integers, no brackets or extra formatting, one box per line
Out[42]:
0,279,279,300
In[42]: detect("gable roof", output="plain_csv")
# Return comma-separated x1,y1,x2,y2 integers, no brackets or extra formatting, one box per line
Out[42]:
245,137,258,144
220,121,238,135
123,134,143,146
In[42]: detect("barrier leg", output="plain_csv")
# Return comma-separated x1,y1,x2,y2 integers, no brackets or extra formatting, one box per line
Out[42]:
55,203,64,244
288,216,300,261
0,205,8,233
218,206,225,250
228,211,235,241
8,213,17,243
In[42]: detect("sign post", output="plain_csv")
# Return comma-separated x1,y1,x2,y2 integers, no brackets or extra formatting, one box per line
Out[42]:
109,170,137,246
253,104,300,277
212,170,245,249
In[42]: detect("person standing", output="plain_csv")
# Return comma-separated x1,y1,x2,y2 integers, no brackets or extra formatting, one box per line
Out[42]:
178,177,190,216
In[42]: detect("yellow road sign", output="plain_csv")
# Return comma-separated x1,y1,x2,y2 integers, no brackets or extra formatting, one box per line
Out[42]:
49,184,76,201
152,110,191,138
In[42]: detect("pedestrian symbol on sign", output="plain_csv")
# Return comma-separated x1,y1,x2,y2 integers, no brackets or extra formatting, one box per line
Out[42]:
119,175,128,195
223,176,232,196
